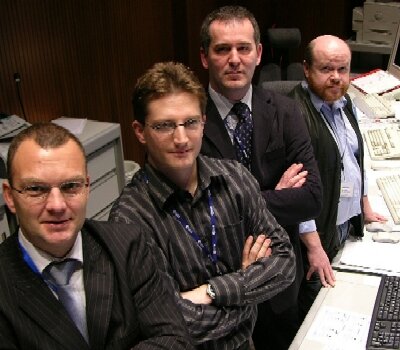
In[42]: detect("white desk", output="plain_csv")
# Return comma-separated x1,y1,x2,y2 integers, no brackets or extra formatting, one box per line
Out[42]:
290,111,400,349
289,271,381,350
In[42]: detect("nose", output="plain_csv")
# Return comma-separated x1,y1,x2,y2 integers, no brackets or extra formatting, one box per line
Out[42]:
228,48,240,65
45,188,67,211
173,125,189,145
330,70,340,82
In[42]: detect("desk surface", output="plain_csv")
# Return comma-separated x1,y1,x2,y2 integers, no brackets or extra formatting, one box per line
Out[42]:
289,271,381,350
290,113,400,349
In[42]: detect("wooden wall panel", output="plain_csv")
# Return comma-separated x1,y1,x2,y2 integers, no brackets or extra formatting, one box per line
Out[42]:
1,0,359,165
0,0,175,164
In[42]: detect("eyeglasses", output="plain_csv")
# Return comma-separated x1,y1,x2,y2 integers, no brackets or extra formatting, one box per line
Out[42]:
11,180,89,203
146,118,204,134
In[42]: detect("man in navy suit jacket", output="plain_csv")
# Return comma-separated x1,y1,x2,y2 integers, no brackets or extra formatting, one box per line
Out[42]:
0,122,193,350
199,6,323,350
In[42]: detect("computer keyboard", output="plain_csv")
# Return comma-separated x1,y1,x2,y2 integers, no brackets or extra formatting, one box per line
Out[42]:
354,93,394,119
352,69,400,95
365,126,400,160
366,275,400,349
0,115,30,141
377,174,400,225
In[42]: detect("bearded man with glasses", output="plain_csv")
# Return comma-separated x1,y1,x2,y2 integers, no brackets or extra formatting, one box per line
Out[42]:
0,122,193,350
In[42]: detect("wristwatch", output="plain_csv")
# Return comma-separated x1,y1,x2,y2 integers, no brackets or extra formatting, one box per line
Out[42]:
206,283,216,300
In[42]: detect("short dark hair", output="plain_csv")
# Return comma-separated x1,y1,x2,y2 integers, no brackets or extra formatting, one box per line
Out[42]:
7,122,86,184
132,61,206,124
200,5,260,55
304,40,315,66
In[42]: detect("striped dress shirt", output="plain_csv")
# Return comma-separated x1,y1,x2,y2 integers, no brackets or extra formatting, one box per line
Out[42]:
109,155,295,350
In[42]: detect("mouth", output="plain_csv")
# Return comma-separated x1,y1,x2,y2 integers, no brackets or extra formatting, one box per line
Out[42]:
225,70,242,78
171,148,192,158
43,219,71,228
172,149,190,154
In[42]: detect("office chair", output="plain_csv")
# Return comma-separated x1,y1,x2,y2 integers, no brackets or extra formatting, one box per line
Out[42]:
258,28,304,84
260,80,301,96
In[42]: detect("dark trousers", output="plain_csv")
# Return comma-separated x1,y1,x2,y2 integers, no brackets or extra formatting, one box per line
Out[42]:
297,273,322,323
252,301,300,350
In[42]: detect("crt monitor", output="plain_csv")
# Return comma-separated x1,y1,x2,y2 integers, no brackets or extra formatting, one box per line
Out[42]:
387,22,400,80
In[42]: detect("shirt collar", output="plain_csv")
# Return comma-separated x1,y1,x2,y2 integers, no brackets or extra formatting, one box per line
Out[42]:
301,81,347,114
18,229,83,274
208,84,253,120
143,155,229,209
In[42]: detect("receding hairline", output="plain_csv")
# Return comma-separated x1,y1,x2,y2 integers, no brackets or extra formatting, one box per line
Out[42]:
305,35,351,65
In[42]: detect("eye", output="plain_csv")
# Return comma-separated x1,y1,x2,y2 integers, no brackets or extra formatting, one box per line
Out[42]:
214,46,230,54
24,185,50,197
184,118,200,128
152,121,175,131
60,181,85,194
237,45,251,53
320,66,331,74
338,67,348,74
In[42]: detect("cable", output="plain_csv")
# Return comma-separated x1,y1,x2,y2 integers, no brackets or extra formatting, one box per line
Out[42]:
13,73,27,121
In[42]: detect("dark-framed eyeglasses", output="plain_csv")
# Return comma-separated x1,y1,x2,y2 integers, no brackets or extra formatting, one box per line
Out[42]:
146,118,204,135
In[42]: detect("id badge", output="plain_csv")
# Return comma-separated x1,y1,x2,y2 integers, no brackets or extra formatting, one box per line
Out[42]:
340,182,354,198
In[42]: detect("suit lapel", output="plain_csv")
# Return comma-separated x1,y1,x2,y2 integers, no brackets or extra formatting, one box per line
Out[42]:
204,88,278,167
204,98,237,159
82,225,114,350
6,235,89,350
251,86,276,160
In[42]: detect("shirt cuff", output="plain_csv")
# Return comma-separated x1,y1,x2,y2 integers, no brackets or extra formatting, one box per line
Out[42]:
299,220,317,234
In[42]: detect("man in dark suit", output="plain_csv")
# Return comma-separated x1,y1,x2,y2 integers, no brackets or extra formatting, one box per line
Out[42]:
199,6,323,349
0,122,193,350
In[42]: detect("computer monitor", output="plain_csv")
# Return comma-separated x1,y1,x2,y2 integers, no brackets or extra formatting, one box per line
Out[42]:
387,23,400,80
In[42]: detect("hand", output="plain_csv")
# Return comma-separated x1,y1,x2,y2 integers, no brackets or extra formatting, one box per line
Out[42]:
275,163,308,190
241,234,272,270
180,284,212,305
300,231,335,288
363,195,388,223
364,212,387,224
306,244,335,288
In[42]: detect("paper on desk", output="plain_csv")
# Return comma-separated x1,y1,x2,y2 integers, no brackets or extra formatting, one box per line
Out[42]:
307,306,369,350
339,239,400,273
52,117,87,135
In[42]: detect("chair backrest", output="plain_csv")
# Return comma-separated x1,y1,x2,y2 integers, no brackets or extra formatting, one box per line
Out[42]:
258,28,303,83
260,80,301,96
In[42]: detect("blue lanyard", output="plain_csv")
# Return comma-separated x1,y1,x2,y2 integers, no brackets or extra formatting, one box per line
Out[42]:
172,188,218,264
19,240,58,293
19,240,41,276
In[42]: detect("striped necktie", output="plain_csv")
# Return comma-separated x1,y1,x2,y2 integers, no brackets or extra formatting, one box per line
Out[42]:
44,259,88,342
232,102,253,170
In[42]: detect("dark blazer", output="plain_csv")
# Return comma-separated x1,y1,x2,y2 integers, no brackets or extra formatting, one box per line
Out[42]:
201,85,323,311
0,220,193,350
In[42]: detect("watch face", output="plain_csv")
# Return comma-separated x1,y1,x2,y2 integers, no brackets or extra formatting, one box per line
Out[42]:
207,284,216,299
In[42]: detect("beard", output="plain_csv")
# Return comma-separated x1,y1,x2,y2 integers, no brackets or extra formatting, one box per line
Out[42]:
308,79,349,103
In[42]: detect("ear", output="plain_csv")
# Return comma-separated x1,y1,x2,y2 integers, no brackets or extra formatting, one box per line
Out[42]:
200,47,209,69
303,60,310,79
256,43,263,66
85,175,91,193
132,120,146,145
3,180,17,214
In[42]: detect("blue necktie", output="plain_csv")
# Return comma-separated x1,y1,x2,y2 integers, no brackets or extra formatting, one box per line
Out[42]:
232,102,253,170
44,259,88,342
